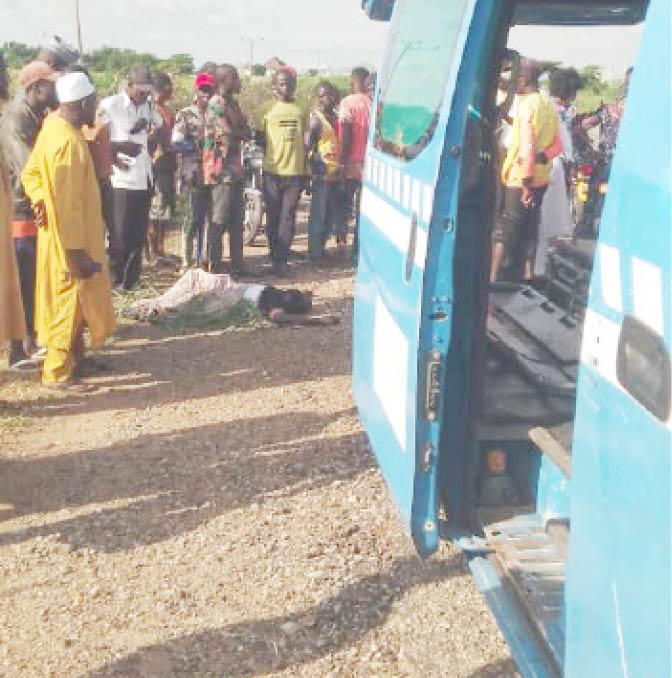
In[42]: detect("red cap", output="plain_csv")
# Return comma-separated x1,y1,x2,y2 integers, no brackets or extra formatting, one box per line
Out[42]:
277,65,297,79
195,73,215,90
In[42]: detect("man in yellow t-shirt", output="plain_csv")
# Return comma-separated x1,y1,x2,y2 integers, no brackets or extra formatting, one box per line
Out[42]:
490,59,562,282
256,66,308,276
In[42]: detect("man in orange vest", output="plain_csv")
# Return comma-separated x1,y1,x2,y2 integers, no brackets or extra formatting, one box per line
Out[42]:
490,59,562,282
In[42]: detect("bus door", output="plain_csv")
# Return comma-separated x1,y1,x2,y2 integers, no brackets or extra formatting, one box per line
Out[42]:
564,0,671,673
353,0,501,556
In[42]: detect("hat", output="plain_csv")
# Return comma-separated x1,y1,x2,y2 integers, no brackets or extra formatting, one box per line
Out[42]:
19,61,59,90
55,72,95,104
195,72,215,90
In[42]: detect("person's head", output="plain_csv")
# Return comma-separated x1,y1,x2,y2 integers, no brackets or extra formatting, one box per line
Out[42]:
0,52,9,102
56,71,97,128
35,35,79,72
216,64,240,96
151,70,173,104
350,66,369,94
126,64,152,104
19,61,60,112
198,61,218,77
194,72,215,108
517,58,541,94
364,71,377,99
273,66,297,102
562,67,580,103
315,81,337,113
549,69,568,100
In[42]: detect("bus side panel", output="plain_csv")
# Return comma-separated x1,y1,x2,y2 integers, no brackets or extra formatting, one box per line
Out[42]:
565,0,672,674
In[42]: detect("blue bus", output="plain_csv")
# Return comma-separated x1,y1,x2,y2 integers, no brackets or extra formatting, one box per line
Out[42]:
354,0,670,674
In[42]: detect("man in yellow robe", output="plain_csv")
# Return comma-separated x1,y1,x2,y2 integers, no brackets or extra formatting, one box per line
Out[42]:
21,71,115,387
0,51,28,348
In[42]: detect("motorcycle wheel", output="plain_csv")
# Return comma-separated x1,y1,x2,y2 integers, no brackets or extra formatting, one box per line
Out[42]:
243,187,263,246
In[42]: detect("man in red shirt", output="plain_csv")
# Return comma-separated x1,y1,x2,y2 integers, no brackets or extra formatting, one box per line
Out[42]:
338,67,371,259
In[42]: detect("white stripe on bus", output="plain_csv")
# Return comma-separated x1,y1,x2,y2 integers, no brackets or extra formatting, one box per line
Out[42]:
632,257,664,335
599,243,623,312
393,168,402,204
360,187,427,272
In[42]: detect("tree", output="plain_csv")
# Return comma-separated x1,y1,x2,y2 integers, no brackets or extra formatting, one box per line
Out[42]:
251,63,266,76
1,42,36,69
158,53,194,75
578,65,603,93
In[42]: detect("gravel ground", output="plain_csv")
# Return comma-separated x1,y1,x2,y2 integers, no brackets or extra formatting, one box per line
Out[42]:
0,231,517,677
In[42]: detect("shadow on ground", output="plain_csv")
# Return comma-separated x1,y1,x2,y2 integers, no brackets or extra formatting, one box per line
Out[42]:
1,249,355,421
86,555,463,677
0,408,370,552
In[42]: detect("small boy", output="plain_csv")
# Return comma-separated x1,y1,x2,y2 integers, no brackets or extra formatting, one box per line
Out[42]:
306,81,344,260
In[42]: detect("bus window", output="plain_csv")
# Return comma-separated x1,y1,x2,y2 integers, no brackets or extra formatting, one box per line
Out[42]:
374,0,470,160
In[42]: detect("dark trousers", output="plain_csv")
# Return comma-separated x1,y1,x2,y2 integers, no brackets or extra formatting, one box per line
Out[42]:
263,173,303,266
99,177,115,243
308,178,345,259
344,178,362,257
494,185,547,279
10,235,36,358
208,181,244,270
112,188,151,289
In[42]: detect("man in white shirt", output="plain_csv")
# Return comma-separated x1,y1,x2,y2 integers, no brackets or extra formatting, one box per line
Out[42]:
99,65,162,289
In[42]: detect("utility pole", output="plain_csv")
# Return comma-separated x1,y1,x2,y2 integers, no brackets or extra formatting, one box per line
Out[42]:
74,0,83,55
241,37,264,76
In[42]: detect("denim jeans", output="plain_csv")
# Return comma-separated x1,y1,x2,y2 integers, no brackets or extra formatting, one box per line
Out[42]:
182,184,211,265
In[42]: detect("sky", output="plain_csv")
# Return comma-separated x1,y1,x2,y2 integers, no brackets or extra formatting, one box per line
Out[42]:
0,0,390,71
509,24,644,80
0,1,643,79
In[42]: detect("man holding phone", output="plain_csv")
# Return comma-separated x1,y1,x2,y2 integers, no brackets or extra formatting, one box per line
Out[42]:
99,64,162,289
21,72,115,389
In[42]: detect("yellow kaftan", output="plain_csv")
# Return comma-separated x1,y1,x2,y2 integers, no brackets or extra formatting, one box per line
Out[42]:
0,156,27,343
21,114,114,354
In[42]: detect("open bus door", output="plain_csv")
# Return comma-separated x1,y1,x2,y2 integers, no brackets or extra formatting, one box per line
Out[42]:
358,0,670,675
353,0,504,557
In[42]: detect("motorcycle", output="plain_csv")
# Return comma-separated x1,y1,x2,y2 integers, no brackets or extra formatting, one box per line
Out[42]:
242,139,264,246
570,116,608,239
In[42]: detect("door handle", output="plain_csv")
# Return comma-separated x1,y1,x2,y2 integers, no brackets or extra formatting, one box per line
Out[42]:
405,211,418,283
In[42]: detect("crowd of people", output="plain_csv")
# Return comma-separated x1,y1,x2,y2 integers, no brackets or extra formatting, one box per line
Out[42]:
0,36,374,389
491,56,629,283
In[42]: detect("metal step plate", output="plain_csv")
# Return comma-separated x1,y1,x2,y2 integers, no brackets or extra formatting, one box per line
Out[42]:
478,511,568,671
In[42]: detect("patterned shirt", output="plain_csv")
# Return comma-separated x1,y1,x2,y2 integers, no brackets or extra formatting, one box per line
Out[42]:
202,94,248,185
597,104,622,157
172,103,206,186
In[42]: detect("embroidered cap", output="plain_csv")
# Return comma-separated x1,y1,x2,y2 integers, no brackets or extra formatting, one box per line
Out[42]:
55,72,95,104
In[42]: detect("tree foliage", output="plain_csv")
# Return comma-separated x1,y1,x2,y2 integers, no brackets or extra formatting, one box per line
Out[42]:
1,41,194,77
1,42,37,69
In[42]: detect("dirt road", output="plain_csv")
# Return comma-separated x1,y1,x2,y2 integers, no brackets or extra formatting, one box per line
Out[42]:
0,238,516,677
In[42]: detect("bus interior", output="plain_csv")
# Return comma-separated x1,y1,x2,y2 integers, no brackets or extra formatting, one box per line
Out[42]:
450,1,648,667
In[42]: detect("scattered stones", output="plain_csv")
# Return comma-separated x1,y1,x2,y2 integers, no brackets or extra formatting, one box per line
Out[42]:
0,238,515,677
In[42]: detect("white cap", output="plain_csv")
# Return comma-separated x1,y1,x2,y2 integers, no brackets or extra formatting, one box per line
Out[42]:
55,72,95,104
